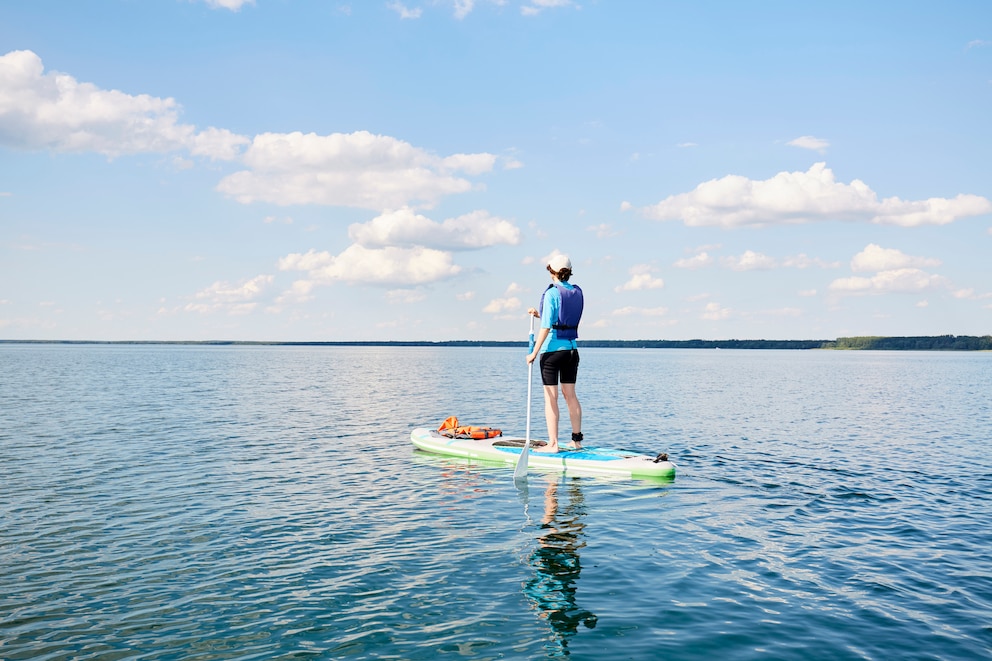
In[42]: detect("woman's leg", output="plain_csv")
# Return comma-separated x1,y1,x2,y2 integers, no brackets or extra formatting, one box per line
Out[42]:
542,384,560,452
561,383,582,448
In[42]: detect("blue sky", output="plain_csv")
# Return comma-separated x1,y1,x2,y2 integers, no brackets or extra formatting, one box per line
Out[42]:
1,0,990,341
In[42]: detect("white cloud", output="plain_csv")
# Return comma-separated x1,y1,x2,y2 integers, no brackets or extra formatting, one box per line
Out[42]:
721,250,776,271
522,0,574,16
278,245,461,286
267,279,317,313
673,252,713,269
216,131,495,209
798,289,817,297
274,280,316,306
482,282,526,315
850,244,941,272
634,162,992,228
829,268,950,295
453,0,476,19
615,273,664,291
186,274,273,314
701,302,731,320
387,2,423,19
193,274,272,302
952,288,992,300
483,296,521,314
787,135,829,153
502,155,524,170
348,208,520,250
966,39,991,50
276,250,329,272
873,195,992,226
829,244,950,296
0,50,248,159
615,265,664,292
202,0,255,10
442,152,497,175
189,126,250,161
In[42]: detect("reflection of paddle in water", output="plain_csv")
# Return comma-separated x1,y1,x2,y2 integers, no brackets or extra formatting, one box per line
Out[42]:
524,475,597,655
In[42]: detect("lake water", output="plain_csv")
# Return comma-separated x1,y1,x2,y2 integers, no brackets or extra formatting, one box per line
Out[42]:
1,344,990,660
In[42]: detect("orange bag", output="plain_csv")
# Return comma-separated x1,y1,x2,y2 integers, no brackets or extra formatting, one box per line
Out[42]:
437,416,502,439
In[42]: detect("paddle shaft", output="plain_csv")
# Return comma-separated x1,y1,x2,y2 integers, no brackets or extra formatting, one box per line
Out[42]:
514,316,536,479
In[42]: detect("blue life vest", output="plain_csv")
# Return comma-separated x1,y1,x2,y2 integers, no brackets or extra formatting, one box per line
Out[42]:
539,283,584,341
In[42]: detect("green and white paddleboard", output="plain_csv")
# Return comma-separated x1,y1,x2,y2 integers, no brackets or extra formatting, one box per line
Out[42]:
410,427,676,480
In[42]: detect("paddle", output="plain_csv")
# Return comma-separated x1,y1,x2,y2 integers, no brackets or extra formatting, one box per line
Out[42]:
514,315,536,481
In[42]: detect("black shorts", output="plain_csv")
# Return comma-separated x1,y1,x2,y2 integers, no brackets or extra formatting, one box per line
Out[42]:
539,349,580,386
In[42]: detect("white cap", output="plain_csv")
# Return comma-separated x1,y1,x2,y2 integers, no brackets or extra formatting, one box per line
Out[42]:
548,254,572,271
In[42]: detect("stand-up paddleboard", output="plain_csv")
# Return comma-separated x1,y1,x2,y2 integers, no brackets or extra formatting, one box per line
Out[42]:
411,427,676,480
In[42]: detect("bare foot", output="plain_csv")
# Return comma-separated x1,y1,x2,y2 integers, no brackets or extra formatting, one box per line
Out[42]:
565,444,582,451
536,443,559,453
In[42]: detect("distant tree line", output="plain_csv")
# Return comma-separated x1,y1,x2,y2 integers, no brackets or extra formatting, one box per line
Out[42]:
822,335,992,351
585,335,992,350
580,339,826,349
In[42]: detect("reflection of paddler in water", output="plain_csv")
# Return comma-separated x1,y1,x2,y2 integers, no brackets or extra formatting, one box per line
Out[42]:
524,475,597,654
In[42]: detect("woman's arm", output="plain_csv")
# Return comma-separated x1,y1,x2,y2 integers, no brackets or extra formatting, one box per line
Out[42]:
527,326,550,365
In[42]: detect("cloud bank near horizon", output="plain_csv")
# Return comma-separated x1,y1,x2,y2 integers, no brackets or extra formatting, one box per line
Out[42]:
829,244,951,296
625,163,991,228
276,207,523,294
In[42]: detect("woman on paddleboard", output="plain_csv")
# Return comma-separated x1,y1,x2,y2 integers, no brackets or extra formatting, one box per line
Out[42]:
526,254,584,454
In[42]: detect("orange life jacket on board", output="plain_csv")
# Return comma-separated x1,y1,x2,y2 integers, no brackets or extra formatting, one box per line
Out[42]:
437,416,502,439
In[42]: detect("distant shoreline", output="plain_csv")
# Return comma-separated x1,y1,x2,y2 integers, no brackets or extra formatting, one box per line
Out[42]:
2,335,990,350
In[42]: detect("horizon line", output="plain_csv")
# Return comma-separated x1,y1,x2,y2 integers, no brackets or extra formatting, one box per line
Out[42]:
2,334,989,349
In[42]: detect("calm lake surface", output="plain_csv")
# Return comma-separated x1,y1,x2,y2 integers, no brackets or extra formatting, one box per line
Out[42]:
1,344,990,660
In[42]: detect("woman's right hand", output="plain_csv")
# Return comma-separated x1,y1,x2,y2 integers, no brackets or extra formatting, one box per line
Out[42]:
527,307,539,317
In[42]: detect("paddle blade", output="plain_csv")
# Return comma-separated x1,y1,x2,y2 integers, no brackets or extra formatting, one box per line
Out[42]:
513,438,531,480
